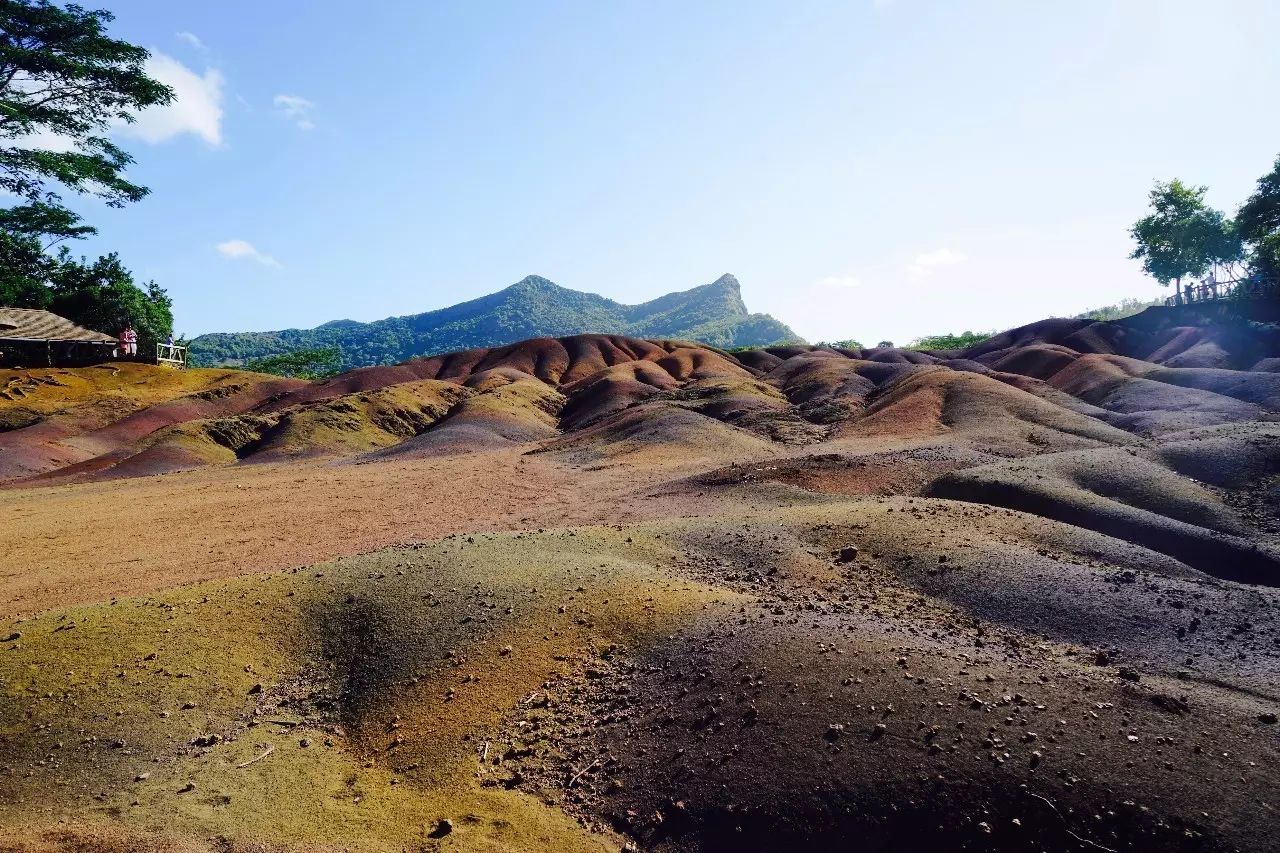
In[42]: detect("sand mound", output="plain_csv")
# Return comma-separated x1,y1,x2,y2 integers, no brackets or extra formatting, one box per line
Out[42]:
0,366,299,481
850,367,1135,455
17,380,473,483
4,508,1277,852
368,378,563,458
559,362,685,430
927,445,1280,585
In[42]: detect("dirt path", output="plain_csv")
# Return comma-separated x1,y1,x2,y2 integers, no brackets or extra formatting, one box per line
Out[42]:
0,448,682,616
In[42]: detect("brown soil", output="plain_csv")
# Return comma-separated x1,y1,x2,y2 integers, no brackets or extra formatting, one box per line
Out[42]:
2,317,1279,852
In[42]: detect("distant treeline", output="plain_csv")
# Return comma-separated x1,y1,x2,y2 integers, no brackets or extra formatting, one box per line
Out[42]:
1070,296,1164,322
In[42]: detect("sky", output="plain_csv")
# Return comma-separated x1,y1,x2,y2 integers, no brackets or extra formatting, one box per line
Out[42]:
58,0,1280,345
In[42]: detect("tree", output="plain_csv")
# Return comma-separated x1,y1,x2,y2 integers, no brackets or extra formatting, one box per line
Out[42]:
907,330,993,351
0,226,51,306
1237,155,1280,278
1129,180,1243,299
0,0,172,228
242,347,343,380
42,248,172,350
1071,296,1163,322
0,3,175,351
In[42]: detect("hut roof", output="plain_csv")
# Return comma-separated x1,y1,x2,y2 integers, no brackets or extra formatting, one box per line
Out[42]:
0,308,116,344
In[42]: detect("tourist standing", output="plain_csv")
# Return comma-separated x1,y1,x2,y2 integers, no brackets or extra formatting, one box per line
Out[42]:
121,325,138,357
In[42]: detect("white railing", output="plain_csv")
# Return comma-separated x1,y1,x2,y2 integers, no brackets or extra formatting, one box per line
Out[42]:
157,343,188,368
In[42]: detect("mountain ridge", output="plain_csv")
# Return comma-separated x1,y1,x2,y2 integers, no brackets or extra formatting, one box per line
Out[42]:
189,273,802,369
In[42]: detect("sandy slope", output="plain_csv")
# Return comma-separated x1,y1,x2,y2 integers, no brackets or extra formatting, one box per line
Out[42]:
1,311,1279,852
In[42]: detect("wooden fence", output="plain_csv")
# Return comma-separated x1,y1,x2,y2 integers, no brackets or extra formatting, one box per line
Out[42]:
1163,277,1279,307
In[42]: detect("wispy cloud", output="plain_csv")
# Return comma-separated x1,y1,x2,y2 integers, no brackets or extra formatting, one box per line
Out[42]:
908,248,967,275
118,53,224,146
175,31,206,51
216,239,280,267
273,94,316,130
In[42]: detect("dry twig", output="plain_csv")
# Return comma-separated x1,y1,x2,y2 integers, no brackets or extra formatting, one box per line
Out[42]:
236,743,275,769
1026,791,1117,853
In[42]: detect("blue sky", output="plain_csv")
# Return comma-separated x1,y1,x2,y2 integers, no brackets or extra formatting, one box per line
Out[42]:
70,0,1280,344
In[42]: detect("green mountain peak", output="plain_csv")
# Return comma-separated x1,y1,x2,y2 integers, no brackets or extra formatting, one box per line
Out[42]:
188,275,804,370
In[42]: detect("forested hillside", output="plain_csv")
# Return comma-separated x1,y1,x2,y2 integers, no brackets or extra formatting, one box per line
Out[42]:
189,274,802,369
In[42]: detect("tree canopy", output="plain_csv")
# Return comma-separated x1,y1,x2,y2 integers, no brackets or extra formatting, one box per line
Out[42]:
1129,179,1242,289
0,1,175,348
906,330,993,351
1071,296,1163,322
243,347,343,380
0,233,173,347
1237,155,1280,278
0,0,172,231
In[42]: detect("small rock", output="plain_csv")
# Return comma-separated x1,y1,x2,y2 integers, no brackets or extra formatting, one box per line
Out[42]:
429,818,453,838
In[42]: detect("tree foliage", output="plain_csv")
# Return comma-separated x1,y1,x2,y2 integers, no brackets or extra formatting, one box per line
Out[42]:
0,226,49,306
0,2,175,352
243,347,343,380
906,331,993,351
1072,296,1163,322
47,249,171,350
189,276,803,370
1129,180,1242,288
0,231,173,349
1237,155,1280,278
0,0,172,224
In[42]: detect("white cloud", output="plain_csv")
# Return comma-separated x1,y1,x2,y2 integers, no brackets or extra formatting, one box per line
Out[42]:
908,248,967,275
20,127,77,153
216,239,280,268
816,274,861,289
175,31,206,51
118,53,224,146
273,94,315,130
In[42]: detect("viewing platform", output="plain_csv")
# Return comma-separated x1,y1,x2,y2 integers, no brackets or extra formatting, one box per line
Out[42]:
1164,276,1280,307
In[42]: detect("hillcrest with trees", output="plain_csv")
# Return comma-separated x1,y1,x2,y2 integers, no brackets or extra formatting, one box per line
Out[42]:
0,0,175,356
1130,155,1280,305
